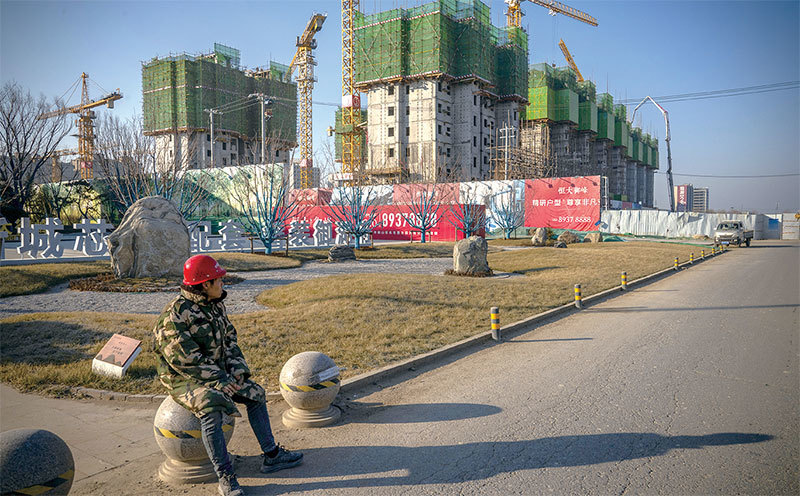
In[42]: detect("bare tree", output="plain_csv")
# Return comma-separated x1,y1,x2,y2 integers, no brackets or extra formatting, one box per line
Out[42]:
94,115,211,219
328,183,380,249
221,163,301,254
490,186,525,239
0,82,71,226
394,182,443,243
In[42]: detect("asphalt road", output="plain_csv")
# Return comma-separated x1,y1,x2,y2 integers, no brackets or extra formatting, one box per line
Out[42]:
254,240,798,495
70,240,799,495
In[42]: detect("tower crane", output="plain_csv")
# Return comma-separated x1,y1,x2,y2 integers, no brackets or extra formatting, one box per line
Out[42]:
36,73,123,180
558,39,584,82
504,0,597,28
341,0,362,186
286,13,326,189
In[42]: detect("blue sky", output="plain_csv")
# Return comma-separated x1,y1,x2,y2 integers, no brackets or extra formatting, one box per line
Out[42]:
2,0,798,212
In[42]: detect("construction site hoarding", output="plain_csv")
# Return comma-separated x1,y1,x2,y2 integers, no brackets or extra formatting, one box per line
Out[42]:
597,109,614,141
393,182,459,204
523,176,601,232
291,204,482,242
578,101,597,133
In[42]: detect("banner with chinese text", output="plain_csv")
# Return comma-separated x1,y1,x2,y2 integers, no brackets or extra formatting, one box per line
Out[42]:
291,204,484,242
524,176,601,231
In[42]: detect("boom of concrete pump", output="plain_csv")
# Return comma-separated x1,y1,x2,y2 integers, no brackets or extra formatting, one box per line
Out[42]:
631,96,675,212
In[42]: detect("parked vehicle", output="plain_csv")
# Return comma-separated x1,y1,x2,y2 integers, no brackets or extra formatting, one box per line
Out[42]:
714,221,753,247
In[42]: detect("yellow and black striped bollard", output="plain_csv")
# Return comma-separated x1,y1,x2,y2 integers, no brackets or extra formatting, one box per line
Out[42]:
690,252,694,264
574,284,582,309
621,271,628,290
674,257,679,270
490,306,501,341
712,246,716,256
701,249,705,259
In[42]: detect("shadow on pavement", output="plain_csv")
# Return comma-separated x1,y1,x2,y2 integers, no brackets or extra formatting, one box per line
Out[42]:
339,402,502,424
241,432,772,493
509,337,593,343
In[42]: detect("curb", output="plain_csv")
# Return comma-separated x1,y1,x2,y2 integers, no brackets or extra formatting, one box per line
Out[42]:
67,249,729,404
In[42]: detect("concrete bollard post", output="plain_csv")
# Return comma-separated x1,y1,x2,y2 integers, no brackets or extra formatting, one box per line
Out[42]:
490,306,501,341
674,257,679,270
0,429,74,495
690,252,694,264
280,352,341,428
621,271,627,290
574,284,582,309
153,396,235,484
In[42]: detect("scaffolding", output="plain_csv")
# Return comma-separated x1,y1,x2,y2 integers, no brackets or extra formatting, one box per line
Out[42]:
142,45,297,145
353,0,528,101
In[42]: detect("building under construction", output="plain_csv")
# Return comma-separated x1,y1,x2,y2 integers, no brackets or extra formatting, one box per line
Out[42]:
142,44,297,170
348,0,658,206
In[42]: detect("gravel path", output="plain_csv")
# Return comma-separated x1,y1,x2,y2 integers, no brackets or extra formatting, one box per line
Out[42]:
0,258,455,318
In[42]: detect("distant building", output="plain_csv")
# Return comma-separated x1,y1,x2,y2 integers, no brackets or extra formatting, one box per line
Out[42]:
674,184,710,212
285,162,320,189
692,187,710,212
142,43,297,171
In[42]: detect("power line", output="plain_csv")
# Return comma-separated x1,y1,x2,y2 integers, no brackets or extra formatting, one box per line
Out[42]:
618,81,799,105
656,171,799,178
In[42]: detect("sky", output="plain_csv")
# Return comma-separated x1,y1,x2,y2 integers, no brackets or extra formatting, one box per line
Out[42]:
1,0,798,213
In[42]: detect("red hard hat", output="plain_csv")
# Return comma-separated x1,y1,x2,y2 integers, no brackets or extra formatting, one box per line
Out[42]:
183,255,227,285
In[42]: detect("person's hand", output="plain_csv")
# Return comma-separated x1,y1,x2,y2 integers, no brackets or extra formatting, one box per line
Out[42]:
221,382,241,396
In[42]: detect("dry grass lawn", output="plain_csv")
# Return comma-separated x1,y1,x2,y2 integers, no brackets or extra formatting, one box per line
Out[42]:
0,261,111,298
0,241,703,396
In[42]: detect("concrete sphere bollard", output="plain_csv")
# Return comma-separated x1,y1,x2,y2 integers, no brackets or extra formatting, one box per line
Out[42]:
153,396,235,484
0,428,74,495
280,351,341,428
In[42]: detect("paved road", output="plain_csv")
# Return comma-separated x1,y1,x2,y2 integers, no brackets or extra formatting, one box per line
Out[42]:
11,240,799,495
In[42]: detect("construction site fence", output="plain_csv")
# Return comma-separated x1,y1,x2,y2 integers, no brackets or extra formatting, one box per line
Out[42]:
600,210,776,239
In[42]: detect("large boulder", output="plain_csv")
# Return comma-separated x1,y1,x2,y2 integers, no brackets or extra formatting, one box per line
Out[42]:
531,227,548,247
557,231,581,244
328,244,355,262
107,196,190,279
584,232,603,243
453,235,491,275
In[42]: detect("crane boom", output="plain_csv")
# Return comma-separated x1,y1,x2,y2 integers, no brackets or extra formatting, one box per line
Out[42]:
558,39,584,82
36,91,122,120
505,0,597,27
630,96,674,212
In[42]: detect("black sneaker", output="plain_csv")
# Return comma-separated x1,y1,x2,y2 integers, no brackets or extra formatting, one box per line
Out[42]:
260,444,303,473
218,473,244,496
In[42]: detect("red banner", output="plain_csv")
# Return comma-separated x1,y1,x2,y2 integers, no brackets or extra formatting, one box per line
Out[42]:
524,176,601,231
292,204,483,242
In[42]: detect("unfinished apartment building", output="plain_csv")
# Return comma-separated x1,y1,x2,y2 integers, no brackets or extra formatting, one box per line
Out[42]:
350,0,528,183
142,44,297,171
519,63,659,206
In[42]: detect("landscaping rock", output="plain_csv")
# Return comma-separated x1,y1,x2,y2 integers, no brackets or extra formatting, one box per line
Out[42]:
557,231,581,244
453,235,490,275
107,196,189,279
531,227,548,246
584,232,603,243
554,241,568,248
328,244,355,262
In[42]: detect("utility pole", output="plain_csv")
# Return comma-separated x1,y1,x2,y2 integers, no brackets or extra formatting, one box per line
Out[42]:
204,109,222,168
248,93,272,165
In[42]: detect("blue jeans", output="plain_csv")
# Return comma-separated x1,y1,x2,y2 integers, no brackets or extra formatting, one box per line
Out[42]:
199,395,276,477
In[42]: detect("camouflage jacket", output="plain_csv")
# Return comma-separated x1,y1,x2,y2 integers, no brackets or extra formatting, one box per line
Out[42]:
153,288,265,416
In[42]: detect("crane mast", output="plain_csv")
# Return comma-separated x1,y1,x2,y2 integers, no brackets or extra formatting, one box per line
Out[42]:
288,13,326,189
341,0,361,186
